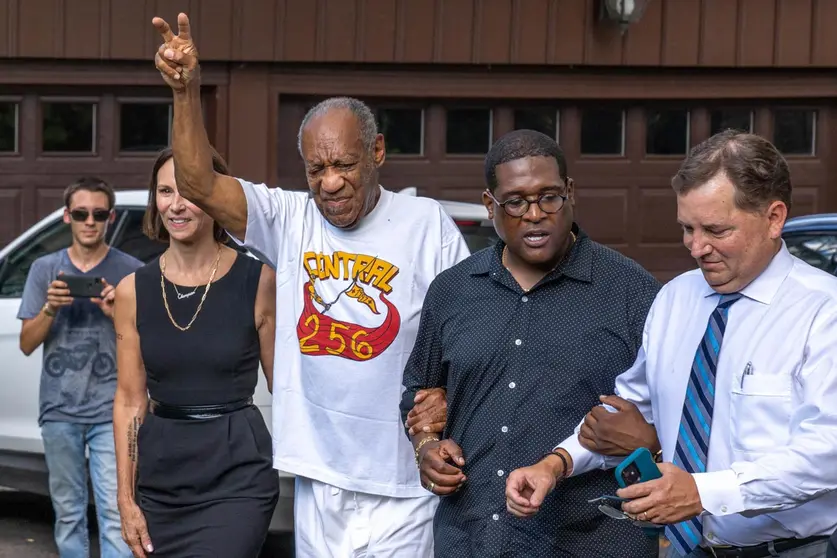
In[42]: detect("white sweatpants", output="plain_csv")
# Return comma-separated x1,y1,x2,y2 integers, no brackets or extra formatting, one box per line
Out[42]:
293,476,438,558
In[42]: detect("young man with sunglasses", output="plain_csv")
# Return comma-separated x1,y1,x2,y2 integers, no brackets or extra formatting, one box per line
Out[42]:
18,177,141,558
400,130,661,557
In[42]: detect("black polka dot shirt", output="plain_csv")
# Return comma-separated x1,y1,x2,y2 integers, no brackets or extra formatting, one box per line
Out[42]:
400,224,662,558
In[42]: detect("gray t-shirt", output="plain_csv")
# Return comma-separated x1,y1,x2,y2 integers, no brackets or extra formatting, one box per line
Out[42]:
17,248,143,425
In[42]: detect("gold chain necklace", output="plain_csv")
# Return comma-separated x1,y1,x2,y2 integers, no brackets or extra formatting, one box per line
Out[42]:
502,231,577,292
159,244,222,332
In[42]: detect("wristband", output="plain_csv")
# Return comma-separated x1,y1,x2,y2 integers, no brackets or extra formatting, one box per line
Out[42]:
42,302,56,317
542,450,569,480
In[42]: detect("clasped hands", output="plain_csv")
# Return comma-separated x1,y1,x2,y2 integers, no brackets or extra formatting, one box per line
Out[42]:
408,388,466,496
407,390,703,523
576,395,703,524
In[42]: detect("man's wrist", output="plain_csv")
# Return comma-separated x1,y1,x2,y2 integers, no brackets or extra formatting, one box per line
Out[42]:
541,449,573,480
413,435,440,467
173,80,202,101
42,302,56,317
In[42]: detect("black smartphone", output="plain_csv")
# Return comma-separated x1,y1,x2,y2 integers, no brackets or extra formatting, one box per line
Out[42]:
61,275,103,298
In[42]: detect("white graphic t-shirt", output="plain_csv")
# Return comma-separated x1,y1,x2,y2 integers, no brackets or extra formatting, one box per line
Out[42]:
232,179,471,498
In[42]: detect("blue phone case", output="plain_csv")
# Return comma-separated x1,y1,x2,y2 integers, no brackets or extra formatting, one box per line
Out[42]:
615,447,662,488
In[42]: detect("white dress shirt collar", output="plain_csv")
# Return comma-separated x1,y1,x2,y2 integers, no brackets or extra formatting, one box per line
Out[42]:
700,241,794,306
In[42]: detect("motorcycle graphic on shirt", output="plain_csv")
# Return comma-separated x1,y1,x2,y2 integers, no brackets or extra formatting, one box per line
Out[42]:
297,251,401,361
44,339,115,379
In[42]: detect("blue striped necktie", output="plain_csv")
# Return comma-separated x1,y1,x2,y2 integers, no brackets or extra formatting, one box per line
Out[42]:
665,293,742,556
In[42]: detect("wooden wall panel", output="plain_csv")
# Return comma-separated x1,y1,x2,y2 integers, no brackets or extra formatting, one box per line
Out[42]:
775,0,812,66
280,0,317,61
232,0,276,61
476,0,512,64
623,0,663,66
436,0,474,64
360,0,397,62
699,0,739,66
63,0,103,59
194,0,233,60
397,0,435,62
661,0,700,66
17,0,60,58
812,0,837,66
511,0,548,64
109,0,147,60
322,0,358,61
549,0,587,65
0,0,10,57
737,0,775,67
1,0,837,67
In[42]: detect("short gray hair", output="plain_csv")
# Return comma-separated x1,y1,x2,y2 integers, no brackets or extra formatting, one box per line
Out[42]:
297,96,378,157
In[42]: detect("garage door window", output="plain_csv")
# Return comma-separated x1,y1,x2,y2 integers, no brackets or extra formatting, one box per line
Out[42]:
710,109,753,135
774,109,816,155
375,108,423,155
119,102,172,153
581,109,624,155
646,109,689,155
0,101,18,153
513,108,559,140
42,100,97,153
446,108,492,155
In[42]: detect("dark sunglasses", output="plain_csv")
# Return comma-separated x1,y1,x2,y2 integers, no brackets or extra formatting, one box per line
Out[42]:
69,208,111,222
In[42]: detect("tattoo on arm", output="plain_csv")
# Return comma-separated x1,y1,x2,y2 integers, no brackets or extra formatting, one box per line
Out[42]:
116,333,123,341
128,415,141,462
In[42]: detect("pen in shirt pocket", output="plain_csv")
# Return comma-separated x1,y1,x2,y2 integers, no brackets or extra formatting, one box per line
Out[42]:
740,361,753,388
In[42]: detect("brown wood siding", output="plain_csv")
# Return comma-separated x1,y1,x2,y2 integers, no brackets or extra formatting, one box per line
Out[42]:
2,0,837,67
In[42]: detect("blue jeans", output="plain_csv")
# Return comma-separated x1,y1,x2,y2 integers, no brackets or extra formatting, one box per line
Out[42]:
41,421,131,558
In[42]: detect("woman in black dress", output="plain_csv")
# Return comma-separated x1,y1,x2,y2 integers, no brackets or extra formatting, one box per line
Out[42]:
112,147,279,557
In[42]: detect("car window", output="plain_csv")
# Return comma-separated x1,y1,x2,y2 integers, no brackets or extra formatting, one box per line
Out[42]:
784,233,837,274
456,222,498,253
111,208,167,264
0,219,73,298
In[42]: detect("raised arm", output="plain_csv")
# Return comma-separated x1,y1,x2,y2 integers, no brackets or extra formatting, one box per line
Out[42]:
255,263,276,393
112,274,153,557
152,13,247,241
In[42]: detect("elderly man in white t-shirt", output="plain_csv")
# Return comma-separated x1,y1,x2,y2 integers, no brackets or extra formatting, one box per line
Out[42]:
152,14,470,557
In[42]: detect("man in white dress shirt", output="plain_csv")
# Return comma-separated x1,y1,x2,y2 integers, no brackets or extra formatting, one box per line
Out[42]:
504,130,837,557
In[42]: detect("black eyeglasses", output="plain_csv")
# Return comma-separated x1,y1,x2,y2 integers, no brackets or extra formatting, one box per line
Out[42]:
69,208,111,222
486,190,568,218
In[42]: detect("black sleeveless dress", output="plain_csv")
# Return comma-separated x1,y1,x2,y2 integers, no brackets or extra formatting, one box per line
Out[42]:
134,252,279,557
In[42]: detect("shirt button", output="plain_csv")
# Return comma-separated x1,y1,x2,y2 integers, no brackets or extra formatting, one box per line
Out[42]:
497,469,504,476
509,382,516,389
720,506,728,513
492,513,499,521
514,339,522,346
707,532,715,540
501,426,508,433
521,296,528,302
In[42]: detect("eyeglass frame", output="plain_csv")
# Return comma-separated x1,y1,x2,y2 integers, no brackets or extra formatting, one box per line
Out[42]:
484,187,570,218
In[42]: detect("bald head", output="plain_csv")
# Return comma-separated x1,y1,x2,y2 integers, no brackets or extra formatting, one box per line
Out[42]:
297,97,378,158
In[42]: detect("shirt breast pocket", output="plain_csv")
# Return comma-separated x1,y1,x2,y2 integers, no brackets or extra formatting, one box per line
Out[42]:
729,373,792,454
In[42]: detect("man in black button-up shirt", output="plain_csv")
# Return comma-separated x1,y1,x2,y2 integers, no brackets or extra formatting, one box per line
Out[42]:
400,130,661,557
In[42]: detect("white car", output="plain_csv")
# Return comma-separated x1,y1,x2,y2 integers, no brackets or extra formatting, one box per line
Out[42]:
0,187,495,532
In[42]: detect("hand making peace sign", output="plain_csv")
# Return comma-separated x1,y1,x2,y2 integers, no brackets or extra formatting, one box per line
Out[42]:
152,12,200,91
